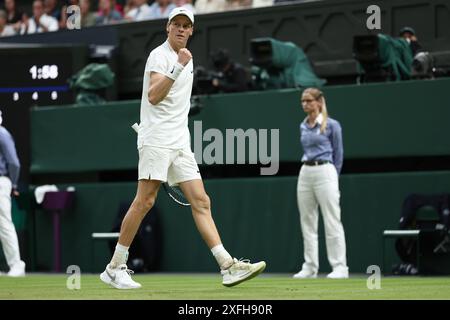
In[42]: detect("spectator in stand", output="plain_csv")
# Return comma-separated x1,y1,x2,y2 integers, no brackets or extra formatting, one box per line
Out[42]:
79,0,96,27
20,0,59,34
174,0,195,13
0,10,16,36
44,0,62,22
112,0,125,16
125,0,152,21
95,0,123,25
123,0,137,17
225,0,251,11
194,0,227,14
148,0,175,19
4,0,22,33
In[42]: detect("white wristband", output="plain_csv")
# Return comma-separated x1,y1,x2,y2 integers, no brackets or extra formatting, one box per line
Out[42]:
166,62,185,80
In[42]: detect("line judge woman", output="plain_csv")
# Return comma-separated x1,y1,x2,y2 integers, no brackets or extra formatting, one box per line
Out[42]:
293,88,349,279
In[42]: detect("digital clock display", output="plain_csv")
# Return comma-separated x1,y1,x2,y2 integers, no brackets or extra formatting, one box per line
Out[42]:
29,65,59,80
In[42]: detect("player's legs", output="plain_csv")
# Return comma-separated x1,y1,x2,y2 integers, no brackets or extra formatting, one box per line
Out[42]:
169,149,223,250
118,179,161,247
111,145,169,264
295,167,320,278
168,148,266,286
179,178,266,287
179,179,233,270
100,179,161,289
179,179,222,249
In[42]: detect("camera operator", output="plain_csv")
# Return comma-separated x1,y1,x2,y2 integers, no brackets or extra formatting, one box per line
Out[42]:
399,27,437,78
210,49,250,93
399,27,422,56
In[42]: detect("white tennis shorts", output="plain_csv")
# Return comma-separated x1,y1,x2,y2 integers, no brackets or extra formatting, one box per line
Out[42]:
138,146,201,186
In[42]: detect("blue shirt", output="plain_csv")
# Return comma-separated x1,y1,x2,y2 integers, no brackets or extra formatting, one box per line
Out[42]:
300,115,343,174
0,126,20,188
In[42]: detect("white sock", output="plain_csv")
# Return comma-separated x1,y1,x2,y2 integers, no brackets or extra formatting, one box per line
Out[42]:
109,243,129,268
211,244,233,270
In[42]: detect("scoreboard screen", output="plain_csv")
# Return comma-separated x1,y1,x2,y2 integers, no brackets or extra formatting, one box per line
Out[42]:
0,44,88,184
0,44,88,106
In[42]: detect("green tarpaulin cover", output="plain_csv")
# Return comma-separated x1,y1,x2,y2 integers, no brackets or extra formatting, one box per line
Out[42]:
69,63,115,105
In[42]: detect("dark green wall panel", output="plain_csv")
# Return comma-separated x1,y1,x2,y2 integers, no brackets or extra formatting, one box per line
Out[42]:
31,101,140,173
32,171,450,273
31,78,450,173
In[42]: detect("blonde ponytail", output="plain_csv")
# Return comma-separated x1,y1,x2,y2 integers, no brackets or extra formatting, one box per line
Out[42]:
319,95,328,134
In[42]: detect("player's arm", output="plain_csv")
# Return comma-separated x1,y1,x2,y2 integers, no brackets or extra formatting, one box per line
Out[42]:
148,72,175,105
148,48,192,105
331,121,343,175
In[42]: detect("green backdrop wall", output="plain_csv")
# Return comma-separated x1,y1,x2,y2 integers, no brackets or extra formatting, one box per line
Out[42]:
30,171,450,273
31,78,450,174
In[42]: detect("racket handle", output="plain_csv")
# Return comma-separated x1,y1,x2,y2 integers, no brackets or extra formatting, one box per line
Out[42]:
131,123,139,133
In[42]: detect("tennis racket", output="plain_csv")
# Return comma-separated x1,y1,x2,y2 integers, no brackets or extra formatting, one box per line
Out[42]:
162,182,190,206
131,123,191,207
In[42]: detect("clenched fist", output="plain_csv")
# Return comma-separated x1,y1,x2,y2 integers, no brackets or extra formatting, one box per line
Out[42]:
177,48,192,66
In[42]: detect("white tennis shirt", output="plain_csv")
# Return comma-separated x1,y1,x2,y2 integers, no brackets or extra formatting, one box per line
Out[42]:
138,40,193,149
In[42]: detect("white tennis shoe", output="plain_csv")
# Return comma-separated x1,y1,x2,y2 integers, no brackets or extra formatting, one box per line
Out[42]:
221,258,266,287
100,264,141,289
293,269,317,279
327,268,349,279
7,260,26,277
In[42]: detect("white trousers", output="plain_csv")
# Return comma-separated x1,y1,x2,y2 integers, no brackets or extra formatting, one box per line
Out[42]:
297,163,348,273
0,177,22,268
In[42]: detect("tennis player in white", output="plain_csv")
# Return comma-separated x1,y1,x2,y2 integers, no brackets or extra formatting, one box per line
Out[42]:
100,7,266,289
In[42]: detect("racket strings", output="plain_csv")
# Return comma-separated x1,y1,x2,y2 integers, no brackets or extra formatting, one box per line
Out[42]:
163,183,190,206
